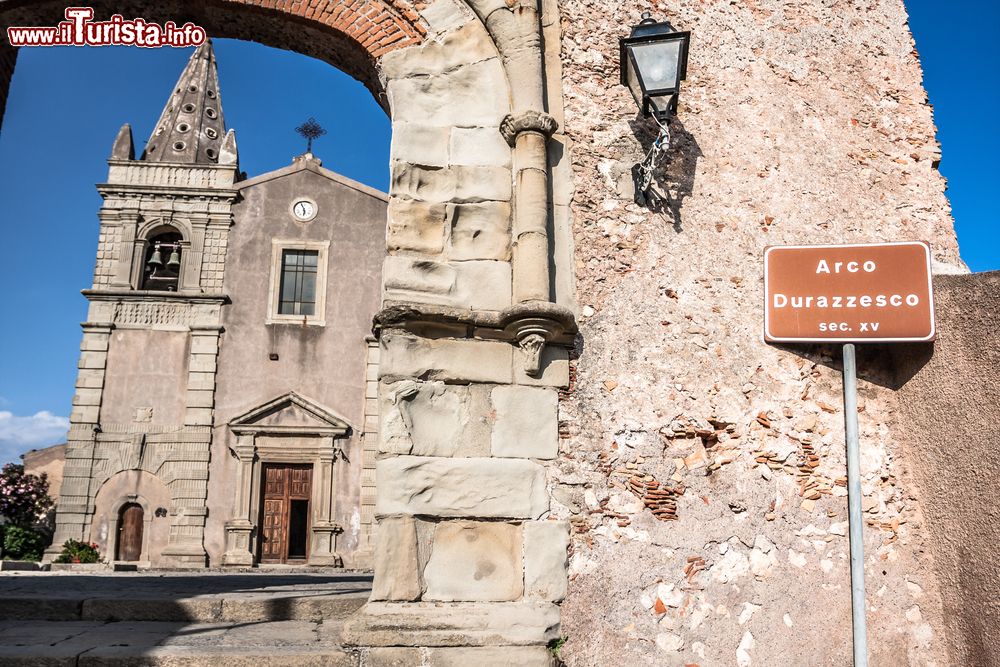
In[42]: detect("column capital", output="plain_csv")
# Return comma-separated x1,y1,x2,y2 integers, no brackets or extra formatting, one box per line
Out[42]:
500,110,558,146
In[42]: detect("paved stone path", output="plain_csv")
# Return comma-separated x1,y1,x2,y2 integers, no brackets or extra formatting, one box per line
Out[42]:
0,571,371,665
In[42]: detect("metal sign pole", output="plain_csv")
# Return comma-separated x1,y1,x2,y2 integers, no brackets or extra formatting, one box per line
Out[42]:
842,343,869,667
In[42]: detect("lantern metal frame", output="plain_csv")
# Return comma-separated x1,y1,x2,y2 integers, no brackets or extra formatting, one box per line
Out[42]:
619,19,691,121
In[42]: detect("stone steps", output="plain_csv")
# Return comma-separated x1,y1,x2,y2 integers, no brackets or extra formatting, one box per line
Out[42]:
0,620,357,666
0,591,369,623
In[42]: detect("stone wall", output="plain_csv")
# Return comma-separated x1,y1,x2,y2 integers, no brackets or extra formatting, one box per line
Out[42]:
892,272,1000,667
555,0,962,664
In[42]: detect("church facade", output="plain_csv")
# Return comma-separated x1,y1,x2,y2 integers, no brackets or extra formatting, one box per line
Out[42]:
47,43,385,568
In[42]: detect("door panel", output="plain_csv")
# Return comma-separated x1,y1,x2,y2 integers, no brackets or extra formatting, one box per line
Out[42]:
260,498,285,562
259,464,312,564
116,503,143,561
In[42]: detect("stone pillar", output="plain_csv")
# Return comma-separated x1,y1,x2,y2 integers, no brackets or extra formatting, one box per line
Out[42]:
343,334,570,663
222,435,255,566
309,439,343,566
45,322,114,561
160,324,221,567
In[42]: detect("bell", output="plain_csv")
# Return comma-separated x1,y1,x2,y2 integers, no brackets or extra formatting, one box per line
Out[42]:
146,247,163,269
166,247,181,270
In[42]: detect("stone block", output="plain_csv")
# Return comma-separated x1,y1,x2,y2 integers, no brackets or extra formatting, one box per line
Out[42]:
391,123,450,167
342,601,561,647
189,335,219,355
380,334,513,384
366,648,424,667
423,521,523,602
379,381,490,457
382,22,496,79
78,351,108,370
523,520,569,602
186,371,215,391
187,355,217,373
426,647,553,666
383,255,456,297
514,345,571,388
387,199,447,254
388,60,509,128
420,0,474,35
371,517,422,601
391,162,512,204
75,369,105,389
491,386,559,459
185,389,215,409
72,388,102,407
376,456,548,519
450,127,512,167
449,202,512,260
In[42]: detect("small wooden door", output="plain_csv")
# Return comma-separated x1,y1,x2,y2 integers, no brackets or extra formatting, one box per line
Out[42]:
259,464,312,563
116,503,144,561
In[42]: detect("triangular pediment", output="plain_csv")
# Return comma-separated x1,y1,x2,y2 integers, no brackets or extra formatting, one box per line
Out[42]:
228,392,351,435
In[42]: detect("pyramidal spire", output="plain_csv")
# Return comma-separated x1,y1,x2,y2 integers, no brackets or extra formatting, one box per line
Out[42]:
142,40,228,164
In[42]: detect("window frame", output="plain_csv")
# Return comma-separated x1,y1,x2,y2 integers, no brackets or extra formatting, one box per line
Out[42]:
266,239,329,326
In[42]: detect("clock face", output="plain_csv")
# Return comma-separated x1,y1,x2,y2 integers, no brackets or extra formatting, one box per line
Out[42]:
292,200,316,220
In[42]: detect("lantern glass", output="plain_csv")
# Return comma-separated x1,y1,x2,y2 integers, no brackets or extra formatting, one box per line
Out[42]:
630,39,682,93
620,23,691,120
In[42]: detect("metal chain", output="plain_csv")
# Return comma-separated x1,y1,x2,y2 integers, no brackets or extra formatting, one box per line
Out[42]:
634,115,671,204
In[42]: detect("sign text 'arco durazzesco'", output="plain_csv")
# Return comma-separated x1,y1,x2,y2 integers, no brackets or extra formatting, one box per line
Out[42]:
764,241,935,343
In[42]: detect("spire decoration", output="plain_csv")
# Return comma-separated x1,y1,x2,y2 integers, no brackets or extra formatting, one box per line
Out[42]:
143,41,227,164
295,117,327,153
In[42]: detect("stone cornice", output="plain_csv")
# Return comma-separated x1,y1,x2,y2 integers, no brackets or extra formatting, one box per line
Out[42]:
82,289,230,304
373,300,578,345
500,110,559,146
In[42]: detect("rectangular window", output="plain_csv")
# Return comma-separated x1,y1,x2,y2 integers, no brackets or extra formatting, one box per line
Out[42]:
278,249,318,316
267,240,328,326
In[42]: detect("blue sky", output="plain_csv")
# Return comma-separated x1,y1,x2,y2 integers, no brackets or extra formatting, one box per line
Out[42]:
0,3,996,462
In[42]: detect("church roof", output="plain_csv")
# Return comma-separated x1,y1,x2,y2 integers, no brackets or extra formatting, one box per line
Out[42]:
142,41,228,165
237,153,389,202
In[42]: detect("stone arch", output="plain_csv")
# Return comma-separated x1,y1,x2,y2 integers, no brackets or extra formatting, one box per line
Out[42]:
6,1,575,660
90,469,172,567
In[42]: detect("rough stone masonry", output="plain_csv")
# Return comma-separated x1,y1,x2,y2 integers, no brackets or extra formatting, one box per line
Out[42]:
554,0,976,665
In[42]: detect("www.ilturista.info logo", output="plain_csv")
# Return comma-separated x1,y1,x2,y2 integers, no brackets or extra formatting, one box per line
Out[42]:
7,7,207,47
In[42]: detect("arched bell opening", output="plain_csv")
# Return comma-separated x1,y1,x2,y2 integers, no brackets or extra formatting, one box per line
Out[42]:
141,230,184,292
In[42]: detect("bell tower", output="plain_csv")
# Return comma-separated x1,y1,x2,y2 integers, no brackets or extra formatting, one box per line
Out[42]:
48,41,239,567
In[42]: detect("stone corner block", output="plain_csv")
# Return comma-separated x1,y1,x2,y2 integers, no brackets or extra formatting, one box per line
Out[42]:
523,520,569,602
371,515,422,602
491,386,559,460
423,521,523,602
376,456,548,519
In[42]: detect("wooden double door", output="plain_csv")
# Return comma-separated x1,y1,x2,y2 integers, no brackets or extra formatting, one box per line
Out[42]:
259,464,313,564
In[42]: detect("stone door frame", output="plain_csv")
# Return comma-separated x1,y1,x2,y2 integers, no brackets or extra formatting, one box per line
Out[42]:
223,392,350,567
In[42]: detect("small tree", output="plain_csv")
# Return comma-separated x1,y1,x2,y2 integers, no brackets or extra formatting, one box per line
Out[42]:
0,463,55,560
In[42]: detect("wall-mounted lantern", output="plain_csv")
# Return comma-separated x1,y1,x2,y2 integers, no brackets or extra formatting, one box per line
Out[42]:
620,13,691,121
620,13,691,207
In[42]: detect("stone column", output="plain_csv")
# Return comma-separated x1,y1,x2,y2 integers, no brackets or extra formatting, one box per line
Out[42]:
502,111,559,304
222,435,255,566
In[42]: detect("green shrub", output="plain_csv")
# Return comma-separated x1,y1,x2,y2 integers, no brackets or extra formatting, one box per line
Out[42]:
53,539,101,564
2,525,48,561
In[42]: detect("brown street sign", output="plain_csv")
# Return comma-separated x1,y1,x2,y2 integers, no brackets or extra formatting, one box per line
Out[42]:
764,241,935,343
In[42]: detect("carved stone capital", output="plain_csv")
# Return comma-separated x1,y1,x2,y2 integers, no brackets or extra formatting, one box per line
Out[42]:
500,111,559,146
518,333,547,377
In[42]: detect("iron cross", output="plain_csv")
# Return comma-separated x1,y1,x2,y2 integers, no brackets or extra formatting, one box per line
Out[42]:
295,117,327,153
